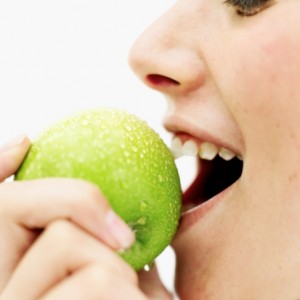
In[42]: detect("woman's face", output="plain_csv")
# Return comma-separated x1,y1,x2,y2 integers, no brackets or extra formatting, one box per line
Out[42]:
130,0,300,298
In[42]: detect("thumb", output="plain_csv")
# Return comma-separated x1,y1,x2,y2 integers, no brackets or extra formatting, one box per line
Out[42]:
0,134,31,181
138,264,173,300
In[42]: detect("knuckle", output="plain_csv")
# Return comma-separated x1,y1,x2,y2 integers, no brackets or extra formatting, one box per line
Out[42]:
79,181,104,202
44,220,76,255
66,179,108,211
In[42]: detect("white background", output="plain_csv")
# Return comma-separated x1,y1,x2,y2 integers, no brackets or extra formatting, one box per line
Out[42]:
0,0,196,294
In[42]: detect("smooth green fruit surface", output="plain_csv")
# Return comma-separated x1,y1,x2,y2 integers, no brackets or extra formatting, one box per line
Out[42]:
15,108,181,270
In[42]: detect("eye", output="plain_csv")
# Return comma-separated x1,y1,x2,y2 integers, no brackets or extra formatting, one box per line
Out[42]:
224,0,273,16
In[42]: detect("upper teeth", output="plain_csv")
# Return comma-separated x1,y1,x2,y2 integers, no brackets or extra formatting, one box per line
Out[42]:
171,137,242,161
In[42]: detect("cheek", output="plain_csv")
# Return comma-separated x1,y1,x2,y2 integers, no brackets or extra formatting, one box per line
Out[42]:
224,19,300,153
236,32,297,112
218,12,300,207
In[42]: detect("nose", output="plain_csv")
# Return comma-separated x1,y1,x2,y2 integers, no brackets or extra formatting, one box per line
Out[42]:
129,3,206,96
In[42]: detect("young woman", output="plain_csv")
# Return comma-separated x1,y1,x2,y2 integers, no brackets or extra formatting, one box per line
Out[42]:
1,0,300,298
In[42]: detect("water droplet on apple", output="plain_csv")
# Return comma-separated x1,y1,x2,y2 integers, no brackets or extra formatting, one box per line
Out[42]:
143,262,154,272
140,201,148,210
81,120,89,126
125,124,132,131
137,216,147,225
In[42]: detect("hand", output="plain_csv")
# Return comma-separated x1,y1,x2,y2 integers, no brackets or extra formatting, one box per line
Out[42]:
0,135,172,299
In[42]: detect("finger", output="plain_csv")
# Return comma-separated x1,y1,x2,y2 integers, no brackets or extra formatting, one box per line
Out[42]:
0,134,31,181
2,220,138,300
138,264,173,299
0,178,135,250
0,179,134,290
40,263,146,300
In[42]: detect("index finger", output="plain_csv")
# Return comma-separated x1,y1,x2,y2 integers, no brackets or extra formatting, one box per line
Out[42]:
0,178,134,250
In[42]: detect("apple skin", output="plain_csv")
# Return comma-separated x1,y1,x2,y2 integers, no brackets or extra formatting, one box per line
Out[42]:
15,108,182,270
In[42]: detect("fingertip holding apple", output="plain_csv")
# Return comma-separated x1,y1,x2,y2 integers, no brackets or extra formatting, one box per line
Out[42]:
15,108,182,270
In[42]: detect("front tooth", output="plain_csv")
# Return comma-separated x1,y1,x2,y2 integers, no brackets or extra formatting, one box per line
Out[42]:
219,147,235,161
237,155,243,161
199,142,219,160
182,140,198,156
171,137,183,158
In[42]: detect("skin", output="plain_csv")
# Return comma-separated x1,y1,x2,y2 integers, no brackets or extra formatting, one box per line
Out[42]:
129,0,300,298
1,0,300,299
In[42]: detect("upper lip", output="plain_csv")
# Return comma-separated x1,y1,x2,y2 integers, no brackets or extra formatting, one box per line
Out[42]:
163,113,243,157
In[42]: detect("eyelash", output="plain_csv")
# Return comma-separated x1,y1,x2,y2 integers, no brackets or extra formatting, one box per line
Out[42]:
224,0,272,16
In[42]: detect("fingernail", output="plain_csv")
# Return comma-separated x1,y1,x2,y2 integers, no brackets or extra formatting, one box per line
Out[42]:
106,210,135,250
0,134,27,153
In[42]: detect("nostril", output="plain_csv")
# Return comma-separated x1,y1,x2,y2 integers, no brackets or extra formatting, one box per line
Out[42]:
147,74,180,87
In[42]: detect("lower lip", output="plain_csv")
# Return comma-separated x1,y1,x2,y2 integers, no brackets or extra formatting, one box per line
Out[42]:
176,184,235,235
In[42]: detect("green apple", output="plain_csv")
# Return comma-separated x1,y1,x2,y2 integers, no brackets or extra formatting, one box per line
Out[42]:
15,108,181,270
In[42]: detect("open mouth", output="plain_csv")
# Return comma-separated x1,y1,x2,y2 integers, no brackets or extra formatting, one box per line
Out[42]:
171,135,243,213
182,156,243,211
